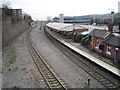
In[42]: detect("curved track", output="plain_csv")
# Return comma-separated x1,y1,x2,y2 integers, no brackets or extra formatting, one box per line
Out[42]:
25,26,69,89
45,27,120,89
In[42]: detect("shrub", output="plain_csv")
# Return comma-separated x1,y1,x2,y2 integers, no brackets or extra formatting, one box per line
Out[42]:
73,33,77,42
81,37,86,46
85,38,89,46
81,36,90,46
75,33,84,43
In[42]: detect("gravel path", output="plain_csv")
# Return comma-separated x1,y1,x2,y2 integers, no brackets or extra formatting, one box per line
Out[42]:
2,30,47,88
31,22,106,88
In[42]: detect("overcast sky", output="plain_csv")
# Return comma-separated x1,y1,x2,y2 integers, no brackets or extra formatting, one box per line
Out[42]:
2,0,120,20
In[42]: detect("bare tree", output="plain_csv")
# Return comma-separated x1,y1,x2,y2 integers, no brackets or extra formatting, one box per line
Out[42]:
0,0,11,8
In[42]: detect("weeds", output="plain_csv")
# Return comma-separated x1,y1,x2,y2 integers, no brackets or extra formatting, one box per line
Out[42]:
3,45,17,64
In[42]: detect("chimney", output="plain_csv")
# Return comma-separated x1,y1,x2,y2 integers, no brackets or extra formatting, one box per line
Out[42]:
108,22,113,35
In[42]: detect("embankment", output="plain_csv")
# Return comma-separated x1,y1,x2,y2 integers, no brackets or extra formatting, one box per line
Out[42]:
2,22,29,47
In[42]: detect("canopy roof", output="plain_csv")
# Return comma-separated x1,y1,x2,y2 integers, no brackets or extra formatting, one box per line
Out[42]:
46,23,73,31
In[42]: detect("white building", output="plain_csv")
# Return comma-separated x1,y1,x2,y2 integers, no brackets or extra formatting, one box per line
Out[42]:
53,14,90,25
59,14,64,23
118,1,120,13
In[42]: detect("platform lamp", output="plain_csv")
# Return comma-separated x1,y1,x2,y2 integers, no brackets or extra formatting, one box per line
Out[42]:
118,23,120,34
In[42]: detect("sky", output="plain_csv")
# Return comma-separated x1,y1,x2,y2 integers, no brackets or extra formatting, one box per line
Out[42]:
1,0,120,20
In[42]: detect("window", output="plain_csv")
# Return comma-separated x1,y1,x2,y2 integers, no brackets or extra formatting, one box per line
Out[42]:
95,38,99,48
106,45,111,55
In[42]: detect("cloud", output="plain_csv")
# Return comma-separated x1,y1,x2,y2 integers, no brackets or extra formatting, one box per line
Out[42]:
10,0,119,20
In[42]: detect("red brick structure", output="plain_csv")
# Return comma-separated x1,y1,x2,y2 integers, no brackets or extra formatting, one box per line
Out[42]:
89,29,110,52
89,24,120,62
73,28,88,34
108,22,113,35
103,35,120,62
64,27,88,37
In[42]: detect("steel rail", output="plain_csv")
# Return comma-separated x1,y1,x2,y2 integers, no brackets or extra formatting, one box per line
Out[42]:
45,27,120,89
25,28,68,89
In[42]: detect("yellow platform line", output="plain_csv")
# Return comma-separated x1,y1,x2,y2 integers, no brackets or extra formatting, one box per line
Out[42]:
47,29,120,77
64,41,120,70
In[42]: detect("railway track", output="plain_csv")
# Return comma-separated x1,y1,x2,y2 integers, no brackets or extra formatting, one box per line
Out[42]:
25,27,69,89
45,28,120,89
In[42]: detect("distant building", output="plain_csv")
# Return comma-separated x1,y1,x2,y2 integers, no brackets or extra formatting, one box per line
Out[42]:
118,1,120,13
0,8,2,21
53,14,90,25
114,13,120,26
59,14,64,23
90,14,111,24
2,8,22,22
11,9,22,17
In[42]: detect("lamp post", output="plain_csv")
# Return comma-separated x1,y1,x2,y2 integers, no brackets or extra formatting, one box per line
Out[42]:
108,9,115,24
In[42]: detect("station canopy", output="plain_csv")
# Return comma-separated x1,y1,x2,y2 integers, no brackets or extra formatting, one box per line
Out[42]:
46,22,73,32
79,25,107,31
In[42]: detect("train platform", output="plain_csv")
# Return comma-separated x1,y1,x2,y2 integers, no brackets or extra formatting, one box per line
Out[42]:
46,28,120,77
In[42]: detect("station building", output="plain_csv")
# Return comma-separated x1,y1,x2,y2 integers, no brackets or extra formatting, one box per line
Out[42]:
89,23,120,62
46,22,88,38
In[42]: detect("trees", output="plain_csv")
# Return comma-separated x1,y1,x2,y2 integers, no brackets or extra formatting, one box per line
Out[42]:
75,33,84,43
74,33,91,47
23,13,32,22
1,0,12,21
1,0,33,23
81,36,91,46
1,0,11,8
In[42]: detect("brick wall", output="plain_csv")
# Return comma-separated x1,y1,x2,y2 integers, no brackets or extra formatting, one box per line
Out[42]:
91,37,103,52
102,44,120,62
73,28,88,33
91,36,120,62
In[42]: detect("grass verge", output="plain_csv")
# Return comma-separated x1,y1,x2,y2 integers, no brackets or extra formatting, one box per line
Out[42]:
3,44,17,64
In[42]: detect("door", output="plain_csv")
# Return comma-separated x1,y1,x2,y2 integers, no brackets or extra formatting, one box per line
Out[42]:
114,48,118,62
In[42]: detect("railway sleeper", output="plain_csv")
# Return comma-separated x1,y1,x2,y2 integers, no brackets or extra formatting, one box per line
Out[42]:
43,71,51,74
111,85,119,88
47,78,56,81
99,79,107,83
98,76,105,80
102,81,111,85
46,76,54,79
50,85,61,88
52,83,61,86
105,83,117,88
47,79,58,83
45,74,53,77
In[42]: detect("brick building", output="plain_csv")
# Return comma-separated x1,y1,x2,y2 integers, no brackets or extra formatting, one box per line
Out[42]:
103,35,120,62
89,30,109,52
89,24,120,62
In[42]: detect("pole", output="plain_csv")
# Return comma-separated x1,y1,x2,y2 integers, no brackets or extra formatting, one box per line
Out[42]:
88,77,91,87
